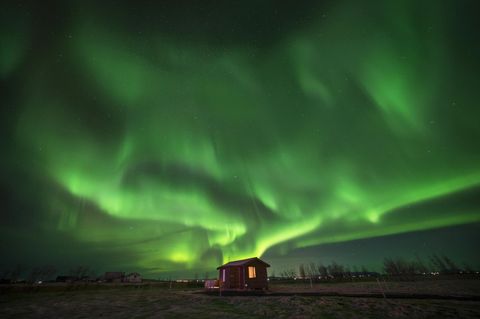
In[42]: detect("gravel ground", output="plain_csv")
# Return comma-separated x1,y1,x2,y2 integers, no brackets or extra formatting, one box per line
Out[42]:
1,280,479,318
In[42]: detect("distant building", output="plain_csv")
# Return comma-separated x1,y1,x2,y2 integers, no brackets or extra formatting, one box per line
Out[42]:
215,257,270,290
125,272,142,283
104,272,125,283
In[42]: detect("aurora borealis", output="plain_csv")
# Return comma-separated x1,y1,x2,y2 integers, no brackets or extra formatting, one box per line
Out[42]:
1,0,480,276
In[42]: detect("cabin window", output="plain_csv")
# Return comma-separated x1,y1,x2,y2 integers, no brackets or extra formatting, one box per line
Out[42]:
248,266,256,278
222,269,226,281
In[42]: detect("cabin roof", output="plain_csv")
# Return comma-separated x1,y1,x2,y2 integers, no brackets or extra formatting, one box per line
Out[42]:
217,257,270,269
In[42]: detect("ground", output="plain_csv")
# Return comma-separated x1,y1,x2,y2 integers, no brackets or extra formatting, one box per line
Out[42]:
1,280,479,318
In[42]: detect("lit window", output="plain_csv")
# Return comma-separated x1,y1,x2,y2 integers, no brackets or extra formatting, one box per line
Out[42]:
222,269,226,281
248,266,256,278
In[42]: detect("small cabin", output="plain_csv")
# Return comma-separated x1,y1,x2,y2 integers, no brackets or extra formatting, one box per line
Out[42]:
125,272,142,283
217,257,270,290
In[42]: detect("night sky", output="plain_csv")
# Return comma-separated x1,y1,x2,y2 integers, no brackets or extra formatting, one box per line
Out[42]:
1,0,480,277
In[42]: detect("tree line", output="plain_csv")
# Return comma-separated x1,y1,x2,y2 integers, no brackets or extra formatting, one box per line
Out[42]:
382,254,474,276
274,254,477,281
276,261,375,281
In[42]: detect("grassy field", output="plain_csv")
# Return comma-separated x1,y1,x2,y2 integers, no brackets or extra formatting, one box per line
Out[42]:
1,280,479,318
270,278,480,296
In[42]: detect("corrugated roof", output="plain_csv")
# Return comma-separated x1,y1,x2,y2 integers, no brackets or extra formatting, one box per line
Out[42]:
217,257,270,269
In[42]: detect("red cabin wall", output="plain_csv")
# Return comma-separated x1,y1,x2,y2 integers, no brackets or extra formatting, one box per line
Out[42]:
218,261,269,290
244,264,268,290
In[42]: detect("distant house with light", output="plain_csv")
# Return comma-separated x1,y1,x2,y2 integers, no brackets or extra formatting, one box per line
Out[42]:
125,272,142,283
213,257,270,290
104,272,125,283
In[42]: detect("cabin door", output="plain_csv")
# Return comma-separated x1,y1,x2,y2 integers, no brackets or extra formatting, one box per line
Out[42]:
228,267,241,289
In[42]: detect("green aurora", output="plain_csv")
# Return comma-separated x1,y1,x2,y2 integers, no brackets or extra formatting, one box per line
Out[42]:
1,0,480,275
